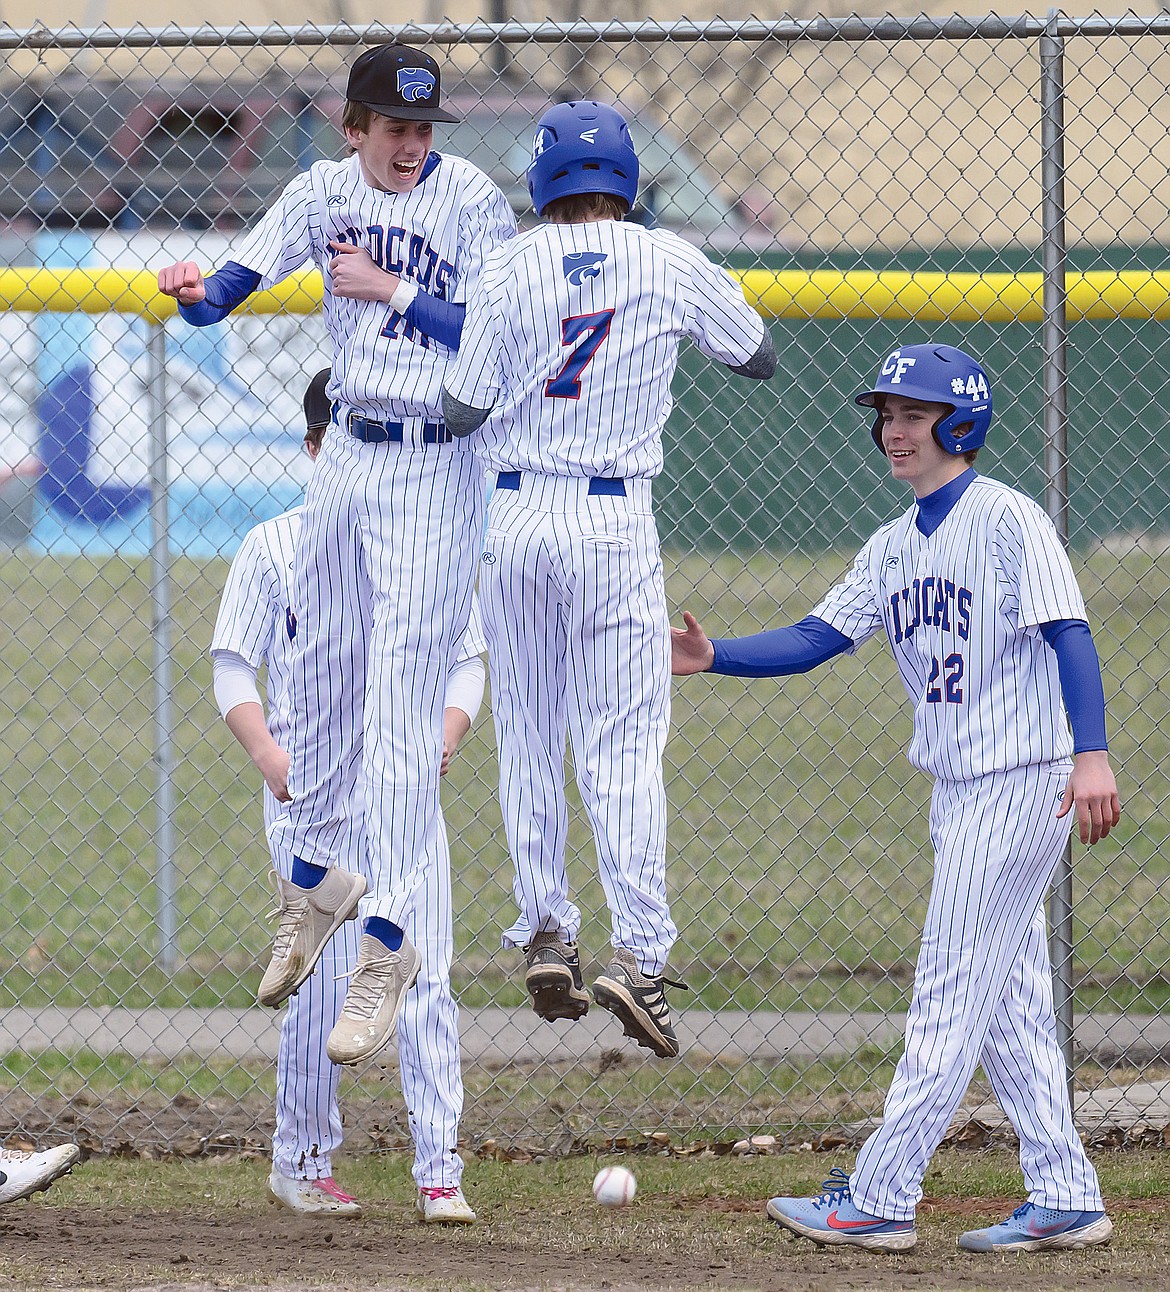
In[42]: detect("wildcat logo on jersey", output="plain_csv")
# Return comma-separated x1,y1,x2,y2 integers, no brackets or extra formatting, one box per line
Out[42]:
564,251,607,285
397,68,436,102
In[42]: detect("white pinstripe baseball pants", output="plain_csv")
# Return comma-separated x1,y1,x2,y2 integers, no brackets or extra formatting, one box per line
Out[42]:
479,473,677,976
269,799,465,1189
269,421,483,926
850,761,1103,1219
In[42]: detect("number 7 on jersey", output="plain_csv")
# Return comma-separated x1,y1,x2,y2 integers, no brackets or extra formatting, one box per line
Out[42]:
545,309,615,400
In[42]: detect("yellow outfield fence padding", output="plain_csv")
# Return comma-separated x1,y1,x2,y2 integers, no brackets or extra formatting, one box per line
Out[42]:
2,267,1170,323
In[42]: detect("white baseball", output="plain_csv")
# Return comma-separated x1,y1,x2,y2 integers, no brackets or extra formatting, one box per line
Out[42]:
592,1165,636,1207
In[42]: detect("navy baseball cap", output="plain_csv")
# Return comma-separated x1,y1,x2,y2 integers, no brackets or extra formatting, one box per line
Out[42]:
346,45,459,124
303,368,332,430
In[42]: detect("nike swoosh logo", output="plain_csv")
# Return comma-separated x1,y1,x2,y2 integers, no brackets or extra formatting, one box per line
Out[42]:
826,1210,888,1230
1029,1220,1072,1236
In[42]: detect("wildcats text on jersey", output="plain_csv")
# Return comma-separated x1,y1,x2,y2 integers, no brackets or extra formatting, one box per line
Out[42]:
888,577,973,643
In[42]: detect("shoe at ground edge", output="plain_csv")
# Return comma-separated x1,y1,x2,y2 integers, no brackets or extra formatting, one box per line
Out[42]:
958,1202,1113,1251
0,1145,81,1204
524,931,589,1021
267,1171,362,1217
593,947,687,1058
766,1167,917,1253
326,932,422,1065
417,1185,476,1224
258,867,366,1008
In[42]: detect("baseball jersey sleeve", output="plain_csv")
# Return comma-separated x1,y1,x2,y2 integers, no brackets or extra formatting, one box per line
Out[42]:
677,241,767,368
810,534,888,648
992,496,1087,629
449,183,518,305
229,170,316,290
455,591,488,663
210,529,279,669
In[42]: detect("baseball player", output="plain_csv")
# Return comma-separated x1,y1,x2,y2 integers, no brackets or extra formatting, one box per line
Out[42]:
441,101,776,1059
161,44,516,1068
211,370,486,1223
672,343,1120,1252
0,1144,79,1204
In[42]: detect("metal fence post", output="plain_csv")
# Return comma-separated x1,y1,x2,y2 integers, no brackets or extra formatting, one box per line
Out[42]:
1039,10,1076,1103
147,318,178,972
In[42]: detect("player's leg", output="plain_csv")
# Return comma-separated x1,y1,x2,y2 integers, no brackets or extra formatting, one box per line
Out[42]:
847,762,1075,1219
480,487,582,1019
327,444,483,1064
268,803,365,1216
269,912,361,1216
261,429,370,1006
957,907,1110,1251
397,810,474,1225
562,492,679,1056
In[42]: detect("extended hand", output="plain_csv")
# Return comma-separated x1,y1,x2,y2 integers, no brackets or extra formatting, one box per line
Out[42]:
328,241,401,302
157,261,205,305
1057,749,1121,845
671,610,715,675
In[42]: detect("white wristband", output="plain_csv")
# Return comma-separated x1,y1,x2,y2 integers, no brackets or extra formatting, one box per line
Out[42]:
389,278,419,313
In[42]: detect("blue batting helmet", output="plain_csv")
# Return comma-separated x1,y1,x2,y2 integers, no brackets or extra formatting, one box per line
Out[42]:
856,343,993,455
526,100,639,217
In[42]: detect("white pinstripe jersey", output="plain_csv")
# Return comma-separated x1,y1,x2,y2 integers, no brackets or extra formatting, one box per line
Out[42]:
231,153,516,420
813,475,1086,779
210,505,487,785
444,220,766,477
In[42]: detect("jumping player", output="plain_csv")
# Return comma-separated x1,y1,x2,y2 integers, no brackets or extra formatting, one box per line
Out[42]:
210,370,486,1224
672,343,1120,1251
162,45,516,1067
441,101,776,1058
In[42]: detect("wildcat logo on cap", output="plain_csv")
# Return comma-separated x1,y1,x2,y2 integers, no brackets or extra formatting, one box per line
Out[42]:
397,67,436,102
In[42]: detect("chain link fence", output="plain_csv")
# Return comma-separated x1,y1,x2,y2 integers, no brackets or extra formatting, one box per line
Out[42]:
0,17,1168,1158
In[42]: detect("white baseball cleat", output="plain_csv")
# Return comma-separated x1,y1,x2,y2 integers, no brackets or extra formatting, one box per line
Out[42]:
267,1171,362,1216
326,932,422,1065
258,867,367,1008
416,1185,476,1225
0,1144,81,1204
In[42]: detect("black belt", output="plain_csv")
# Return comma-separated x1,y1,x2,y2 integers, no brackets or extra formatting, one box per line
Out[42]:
347,412,451,445
496,471,626,497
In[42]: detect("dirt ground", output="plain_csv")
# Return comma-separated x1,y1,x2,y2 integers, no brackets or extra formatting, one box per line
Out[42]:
3,1196,1170,1292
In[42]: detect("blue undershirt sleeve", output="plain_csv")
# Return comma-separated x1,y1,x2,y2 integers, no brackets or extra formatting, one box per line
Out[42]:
1040,618,1109,752
403,295,465,349
177,262,262,326
710,614,854,678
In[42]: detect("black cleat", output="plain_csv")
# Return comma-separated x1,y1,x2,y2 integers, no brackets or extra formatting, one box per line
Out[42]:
593,948,688,1058
524,931,590,1021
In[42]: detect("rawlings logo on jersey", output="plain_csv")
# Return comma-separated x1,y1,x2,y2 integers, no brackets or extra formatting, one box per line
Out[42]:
563,251,607,285
397,68,436,102
327,193,346,207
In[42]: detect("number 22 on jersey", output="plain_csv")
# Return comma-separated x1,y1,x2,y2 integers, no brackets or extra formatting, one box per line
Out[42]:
545,310,615,400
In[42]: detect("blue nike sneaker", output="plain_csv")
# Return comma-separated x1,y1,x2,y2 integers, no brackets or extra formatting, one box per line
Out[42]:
766,1168,917,1252
958,1202,1113,1252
